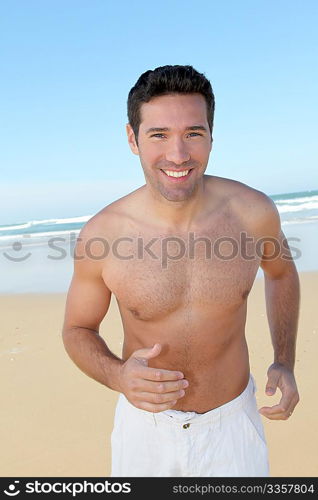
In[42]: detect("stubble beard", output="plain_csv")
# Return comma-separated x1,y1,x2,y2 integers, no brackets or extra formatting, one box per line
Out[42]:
157,179,199,202
142,161,205,203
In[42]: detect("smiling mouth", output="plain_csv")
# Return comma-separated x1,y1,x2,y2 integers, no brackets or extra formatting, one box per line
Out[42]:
160,168,193,180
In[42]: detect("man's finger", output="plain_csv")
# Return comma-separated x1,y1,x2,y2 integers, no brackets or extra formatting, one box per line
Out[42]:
259,397,290,415
259,410,289,421
259,406,294,420
140,366,185,381
260,384,297,413
265,370,281,395
259,394,298,420
259,403,286,416
132,343,162,364
136,389,186,404
132,378,189,393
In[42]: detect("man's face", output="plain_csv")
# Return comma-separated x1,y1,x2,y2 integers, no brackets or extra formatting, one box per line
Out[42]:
127,93,212,202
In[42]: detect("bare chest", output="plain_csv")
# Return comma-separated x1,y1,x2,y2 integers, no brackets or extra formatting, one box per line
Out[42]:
102,222,260,321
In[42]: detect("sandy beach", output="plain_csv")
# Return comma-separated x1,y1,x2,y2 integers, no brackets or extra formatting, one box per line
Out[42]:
0,271,317,477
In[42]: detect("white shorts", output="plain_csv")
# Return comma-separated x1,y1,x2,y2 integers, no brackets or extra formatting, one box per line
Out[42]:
111,374,269,477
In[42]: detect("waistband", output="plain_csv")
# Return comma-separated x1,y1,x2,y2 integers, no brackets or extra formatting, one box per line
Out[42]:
120,373,257,428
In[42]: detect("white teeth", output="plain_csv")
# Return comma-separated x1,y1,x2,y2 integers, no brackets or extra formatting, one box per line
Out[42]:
163,170,189,178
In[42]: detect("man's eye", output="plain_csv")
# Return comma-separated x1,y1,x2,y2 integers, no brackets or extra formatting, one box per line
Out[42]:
188,133,202,137
150,134,165,138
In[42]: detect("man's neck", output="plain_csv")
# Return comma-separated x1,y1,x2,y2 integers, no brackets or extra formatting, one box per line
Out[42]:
143,178,207,231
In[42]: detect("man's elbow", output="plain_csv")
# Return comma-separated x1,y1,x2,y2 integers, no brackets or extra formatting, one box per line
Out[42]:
262,257,299,281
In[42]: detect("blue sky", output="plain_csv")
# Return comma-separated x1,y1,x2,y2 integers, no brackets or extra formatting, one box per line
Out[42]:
0,0,317,225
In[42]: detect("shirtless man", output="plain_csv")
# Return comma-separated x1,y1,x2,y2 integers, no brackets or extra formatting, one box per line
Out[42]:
62,65,300,477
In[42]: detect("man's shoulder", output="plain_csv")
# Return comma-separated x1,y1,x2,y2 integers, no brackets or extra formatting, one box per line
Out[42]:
230,179,275,212
208,175,268,201
78,185,145,239
207,175,280,235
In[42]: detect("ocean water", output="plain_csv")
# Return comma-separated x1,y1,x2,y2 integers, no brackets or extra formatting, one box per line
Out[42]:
0,189,317,293
271,190,318,225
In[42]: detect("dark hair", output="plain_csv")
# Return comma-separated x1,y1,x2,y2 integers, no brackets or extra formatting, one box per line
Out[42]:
127,65,215,142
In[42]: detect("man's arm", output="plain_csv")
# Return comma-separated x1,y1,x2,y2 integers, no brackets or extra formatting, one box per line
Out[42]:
258,199,300,420
62,225,123,391
62,221,188,411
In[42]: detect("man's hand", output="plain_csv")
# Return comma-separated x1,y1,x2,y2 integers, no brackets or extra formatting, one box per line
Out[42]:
259,363,300,420
119,343,189,412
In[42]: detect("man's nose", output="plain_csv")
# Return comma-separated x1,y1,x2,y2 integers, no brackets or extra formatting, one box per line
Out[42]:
165,139,190,165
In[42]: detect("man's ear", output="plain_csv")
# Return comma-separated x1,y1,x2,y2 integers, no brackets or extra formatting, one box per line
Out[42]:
126,123,139,155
